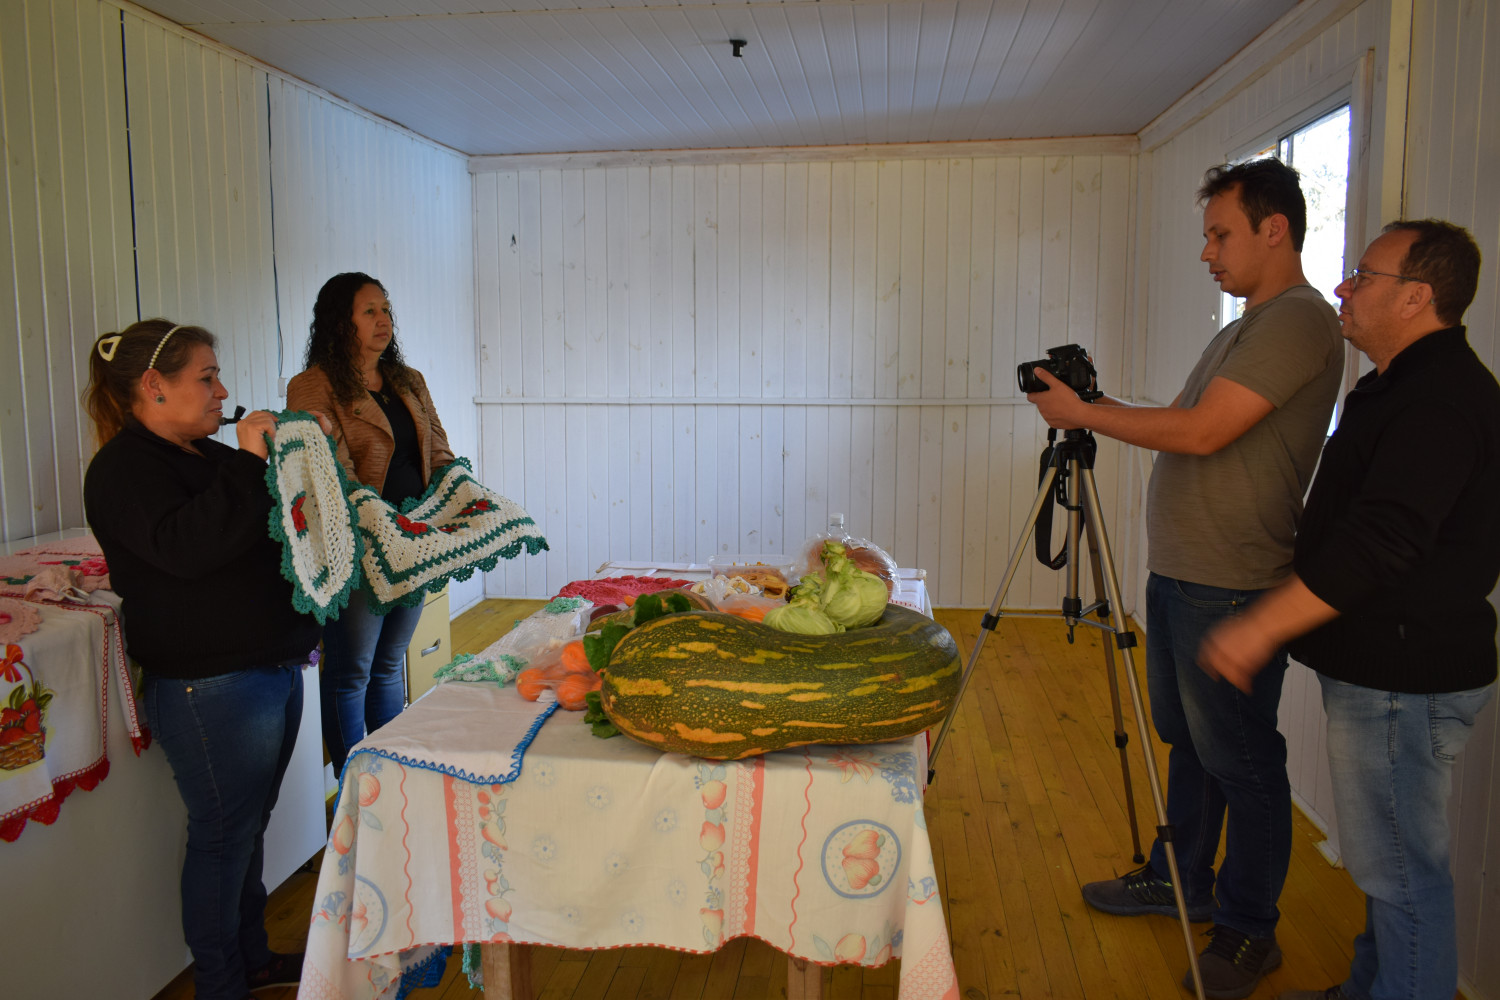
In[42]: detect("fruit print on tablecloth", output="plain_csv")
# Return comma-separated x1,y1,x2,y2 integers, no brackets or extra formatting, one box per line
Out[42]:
820,819,902,900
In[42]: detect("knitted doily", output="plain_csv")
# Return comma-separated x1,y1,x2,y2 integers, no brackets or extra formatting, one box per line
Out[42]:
265,412,549,621
265,413,363,624
351,457,549,614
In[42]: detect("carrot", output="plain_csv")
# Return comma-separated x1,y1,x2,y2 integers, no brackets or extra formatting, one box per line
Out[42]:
725,603,769,623
559,639,592,674
554,672,599,711
516,667,548,701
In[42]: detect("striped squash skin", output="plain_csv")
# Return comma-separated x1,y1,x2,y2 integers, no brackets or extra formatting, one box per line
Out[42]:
598,604,961,760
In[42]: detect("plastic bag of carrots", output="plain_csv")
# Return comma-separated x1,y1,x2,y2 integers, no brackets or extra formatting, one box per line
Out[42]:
515,637,601,711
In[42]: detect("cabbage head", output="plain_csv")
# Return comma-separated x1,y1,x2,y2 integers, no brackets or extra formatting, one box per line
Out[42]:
763,603,844,634
818,571,889,629
808,541,888,628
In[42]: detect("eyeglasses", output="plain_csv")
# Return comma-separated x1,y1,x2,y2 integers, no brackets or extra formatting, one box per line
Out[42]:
1343,267,1421,290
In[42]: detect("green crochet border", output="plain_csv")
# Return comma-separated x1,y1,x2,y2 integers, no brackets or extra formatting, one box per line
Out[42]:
360,457,550,616
264,409,364,626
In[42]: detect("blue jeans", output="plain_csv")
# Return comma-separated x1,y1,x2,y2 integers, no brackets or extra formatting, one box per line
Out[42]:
143,664,304,1000
320,588,423,773
1320,676,1494,1000
1145,573,1291,939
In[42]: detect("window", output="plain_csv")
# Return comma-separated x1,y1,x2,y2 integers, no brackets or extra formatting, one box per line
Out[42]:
1221,104,1352,326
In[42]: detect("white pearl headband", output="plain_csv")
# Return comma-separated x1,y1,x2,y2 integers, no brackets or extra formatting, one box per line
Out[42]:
146,325,186,372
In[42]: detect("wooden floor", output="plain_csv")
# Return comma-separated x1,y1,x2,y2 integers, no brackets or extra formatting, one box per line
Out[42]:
153,600,1364,1000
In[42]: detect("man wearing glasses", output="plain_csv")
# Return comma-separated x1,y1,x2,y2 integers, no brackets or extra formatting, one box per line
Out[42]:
1028,158,1344,999
1201,219,1498,1000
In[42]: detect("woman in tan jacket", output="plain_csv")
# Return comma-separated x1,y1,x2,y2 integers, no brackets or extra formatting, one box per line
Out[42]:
288,272,454,773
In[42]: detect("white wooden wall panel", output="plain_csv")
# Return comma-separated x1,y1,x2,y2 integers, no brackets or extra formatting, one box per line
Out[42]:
1404,0,1500,990
1,0,134,542
125,16,279,427
473,152,1137,609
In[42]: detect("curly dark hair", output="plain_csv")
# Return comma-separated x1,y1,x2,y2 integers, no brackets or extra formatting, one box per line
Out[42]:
1198,158,1309,252
84,319,217,446
304,272,417,405
1383,219,1482,327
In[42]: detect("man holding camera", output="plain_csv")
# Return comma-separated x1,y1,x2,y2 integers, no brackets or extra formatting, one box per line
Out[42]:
1027,158,1344,999
1200,219,1498,1000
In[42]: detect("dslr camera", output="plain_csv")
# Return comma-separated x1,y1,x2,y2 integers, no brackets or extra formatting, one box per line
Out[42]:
1017,344,1099,399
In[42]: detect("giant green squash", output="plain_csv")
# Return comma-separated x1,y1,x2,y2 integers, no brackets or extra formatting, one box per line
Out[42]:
598,604,960,760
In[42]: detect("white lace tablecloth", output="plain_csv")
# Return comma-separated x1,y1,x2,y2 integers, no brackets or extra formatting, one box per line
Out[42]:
299,583,956,1000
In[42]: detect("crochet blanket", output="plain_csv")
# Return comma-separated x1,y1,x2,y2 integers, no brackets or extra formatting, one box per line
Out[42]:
266,412,549,622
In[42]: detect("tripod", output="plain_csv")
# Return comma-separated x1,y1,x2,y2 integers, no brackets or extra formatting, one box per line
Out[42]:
926,427,1204,999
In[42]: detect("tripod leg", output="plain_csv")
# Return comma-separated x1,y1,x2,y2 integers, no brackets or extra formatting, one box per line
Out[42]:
1076,465,1205,1000
1082,513,1145,864
927,461,1061,777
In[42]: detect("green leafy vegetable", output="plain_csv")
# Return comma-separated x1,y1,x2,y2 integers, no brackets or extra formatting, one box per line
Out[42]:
763,603,843,634
766,540,888,633
583,622,631,672
583,690,620,738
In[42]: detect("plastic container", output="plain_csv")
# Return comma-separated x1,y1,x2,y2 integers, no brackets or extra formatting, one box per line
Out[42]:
707,554,796,598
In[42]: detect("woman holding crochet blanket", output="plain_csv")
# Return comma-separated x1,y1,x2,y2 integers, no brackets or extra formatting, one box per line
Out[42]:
288,272,455,774
83,319,325,999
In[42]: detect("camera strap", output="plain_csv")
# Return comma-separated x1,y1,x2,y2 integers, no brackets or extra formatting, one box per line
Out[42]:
1033,433,1095,569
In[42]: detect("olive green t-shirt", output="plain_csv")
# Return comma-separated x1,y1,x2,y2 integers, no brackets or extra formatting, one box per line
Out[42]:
1146,284,1344,590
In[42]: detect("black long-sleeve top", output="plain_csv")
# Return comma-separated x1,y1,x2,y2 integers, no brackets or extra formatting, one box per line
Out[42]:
1289,327,1500,693
84,422,320,679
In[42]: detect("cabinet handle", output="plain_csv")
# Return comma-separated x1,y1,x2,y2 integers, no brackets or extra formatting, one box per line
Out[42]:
421,639,442,656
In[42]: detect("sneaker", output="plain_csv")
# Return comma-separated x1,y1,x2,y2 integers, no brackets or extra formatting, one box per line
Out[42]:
246,951,304,991
1081,863,1213,922
1276,990,1350,1000
1184,925,1282,1000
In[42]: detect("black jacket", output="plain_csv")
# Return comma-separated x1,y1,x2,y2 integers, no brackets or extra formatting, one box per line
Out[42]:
84,423,320,679
1290,327,1500,693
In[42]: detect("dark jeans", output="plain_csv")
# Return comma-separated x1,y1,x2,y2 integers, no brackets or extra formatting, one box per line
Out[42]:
143,663,303,1000
320,587,423,774
1145,573,1291,939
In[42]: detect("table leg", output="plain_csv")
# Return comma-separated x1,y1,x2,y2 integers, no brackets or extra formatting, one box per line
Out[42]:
787,957,823,1000
479,942,533,999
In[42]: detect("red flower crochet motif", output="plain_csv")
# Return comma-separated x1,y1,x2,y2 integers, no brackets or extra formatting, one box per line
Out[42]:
291,494,309,535
396,514,431,536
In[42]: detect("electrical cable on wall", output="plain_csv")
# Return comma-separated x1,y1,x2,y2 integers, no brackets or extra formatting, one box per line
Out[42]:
266,77,285,382
119,10,142,322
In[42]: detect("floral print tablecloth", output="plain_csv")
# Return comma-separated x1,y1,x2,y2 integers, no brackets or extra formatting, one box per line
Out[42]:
297,682,958,1000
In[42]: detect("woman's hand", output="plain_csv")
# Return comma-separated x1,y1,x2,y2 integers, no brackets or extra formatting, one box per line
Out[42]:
307,409,335,436
235,410,280,459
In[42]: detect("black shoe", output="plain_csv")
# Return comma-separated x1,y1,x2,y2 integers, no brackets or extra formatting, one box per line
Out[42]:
1185,925,1282,999
247,951,304,991
1081,863,1213,922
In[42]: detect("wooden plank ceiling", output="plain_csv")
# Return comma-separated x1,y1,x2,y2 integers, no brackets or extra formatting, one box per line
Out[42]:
129,0,1300,156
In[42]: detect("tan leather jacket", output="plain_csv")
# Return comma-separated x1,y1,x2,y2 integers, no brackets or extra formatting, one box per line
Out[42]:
286,364,455,496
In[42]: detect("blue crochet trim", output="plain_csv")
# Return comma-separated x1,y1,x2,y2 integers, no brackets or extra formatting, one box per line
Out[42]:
340,700,559,793
394,944,451,1000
